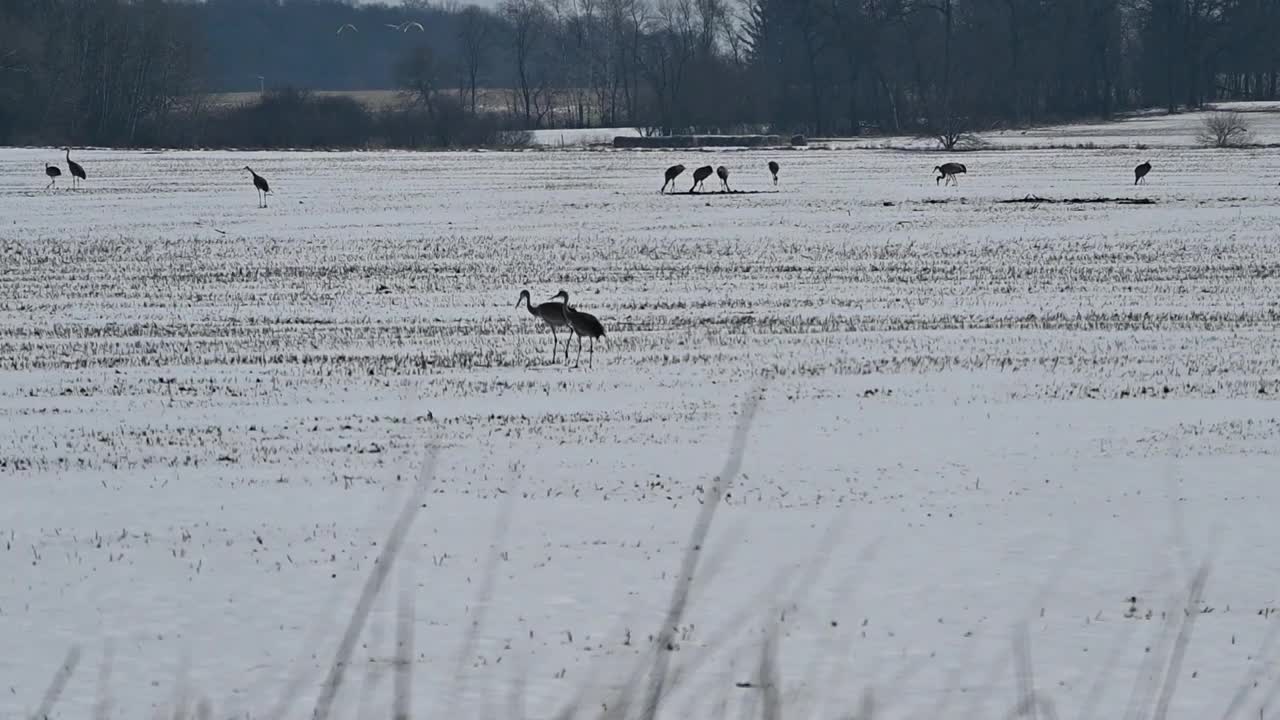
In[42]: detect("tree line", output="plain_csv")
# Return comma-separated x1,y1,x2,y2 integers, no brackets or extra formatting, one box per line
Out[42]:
3,0,1280,148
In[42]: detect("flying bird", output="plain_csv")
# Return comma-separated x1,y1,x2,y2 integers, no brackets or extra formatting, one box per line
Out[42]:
337,23,358,34
387,21,424,32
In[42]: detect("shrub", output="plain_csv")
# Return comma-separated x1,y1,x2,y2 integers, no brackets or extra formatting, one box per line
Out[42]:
1198,111,1250,148
207,88,375,149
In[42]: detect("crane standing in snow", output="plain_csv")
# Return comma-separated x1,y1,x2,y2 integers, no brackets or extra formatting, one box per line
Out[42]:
516,289,571,364
549,290,606,368
244,166,271,207
64,148,86,189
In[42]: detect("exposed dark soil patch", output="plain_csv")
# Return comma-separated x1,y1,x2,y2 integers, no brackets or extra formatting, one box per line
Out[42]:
998,195,1157,205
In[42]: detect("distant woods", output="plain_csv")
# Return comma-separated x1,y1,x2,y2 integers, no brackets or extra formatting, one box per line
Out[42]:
4,0,1280,148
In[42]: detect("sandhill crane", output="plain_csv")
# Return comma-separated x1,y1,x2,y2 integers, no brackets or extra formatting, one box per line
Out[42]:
934,162,967,186
44,163,61,189
64,148,85,189
690,165,714,192
244,166,270,207
337,23,358,34
1134,161,1151,185
387,21,424,32
517,289,571,363
661,164,685,194
768,160,779,185
549,290,606,368
716,165,730,192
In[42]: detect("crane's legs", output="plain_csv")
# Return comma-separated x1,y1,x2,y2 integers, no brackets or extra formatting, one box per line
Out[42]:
574,334,583,368
587,337,594,368
549,329,559,364
46,178,54,190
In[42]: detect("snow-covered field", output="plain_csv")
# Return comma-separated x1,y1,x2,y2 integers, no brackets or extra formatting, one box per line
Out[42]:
3,136,1280,719
831,102,1280,150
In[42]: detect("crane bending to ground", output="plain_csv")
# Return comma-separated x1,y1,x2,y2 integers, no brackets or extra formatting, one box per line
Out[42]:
44,163,61,189
1134,161,1151,185
549,290,606,368
517,289,571,363
64,148,85,189
661,164,685,194
716,165,730,192
768,160,779,185
244,166,270,207
934,162,967,186
690,165,713,193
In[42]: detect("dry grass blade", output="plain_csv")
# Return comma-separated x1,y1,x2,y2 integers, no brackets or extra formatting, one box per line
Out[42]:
757,625,782,720
393,557,416,720
446,482,518,719
637,382,767,720
1223,617,1280,720
29,645,81,720
94,641,114,720
355,594,387,720
1151,561,1212,720
311,450,439,720
1003,623,1061,720
1075,614,1140,720
1013,622,1037,720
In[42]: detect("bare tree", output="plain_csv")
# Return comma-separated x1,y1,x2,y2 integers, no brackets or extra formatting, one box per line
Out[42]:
502,0,551,127
397,45,443,119
1198,110,1250,147
457,6,494,114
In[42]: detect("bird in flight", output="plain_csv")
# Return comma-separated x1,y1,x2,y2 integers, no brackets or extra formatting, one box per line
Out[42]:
336,23,358,34
387,20,424,32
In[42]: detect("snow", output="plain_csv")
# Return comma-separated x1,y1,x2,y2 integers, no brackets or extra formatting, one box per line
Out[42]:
3,134,1280,719
528,127,641,147
833,101,1280,150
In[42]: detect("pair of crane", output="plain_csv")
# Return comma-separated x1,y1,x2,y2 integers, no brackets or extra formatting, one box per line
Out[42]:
933,160,1152,186
517,289,607,368
661,161,781,194
43,149,86,189
336,21,423,34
